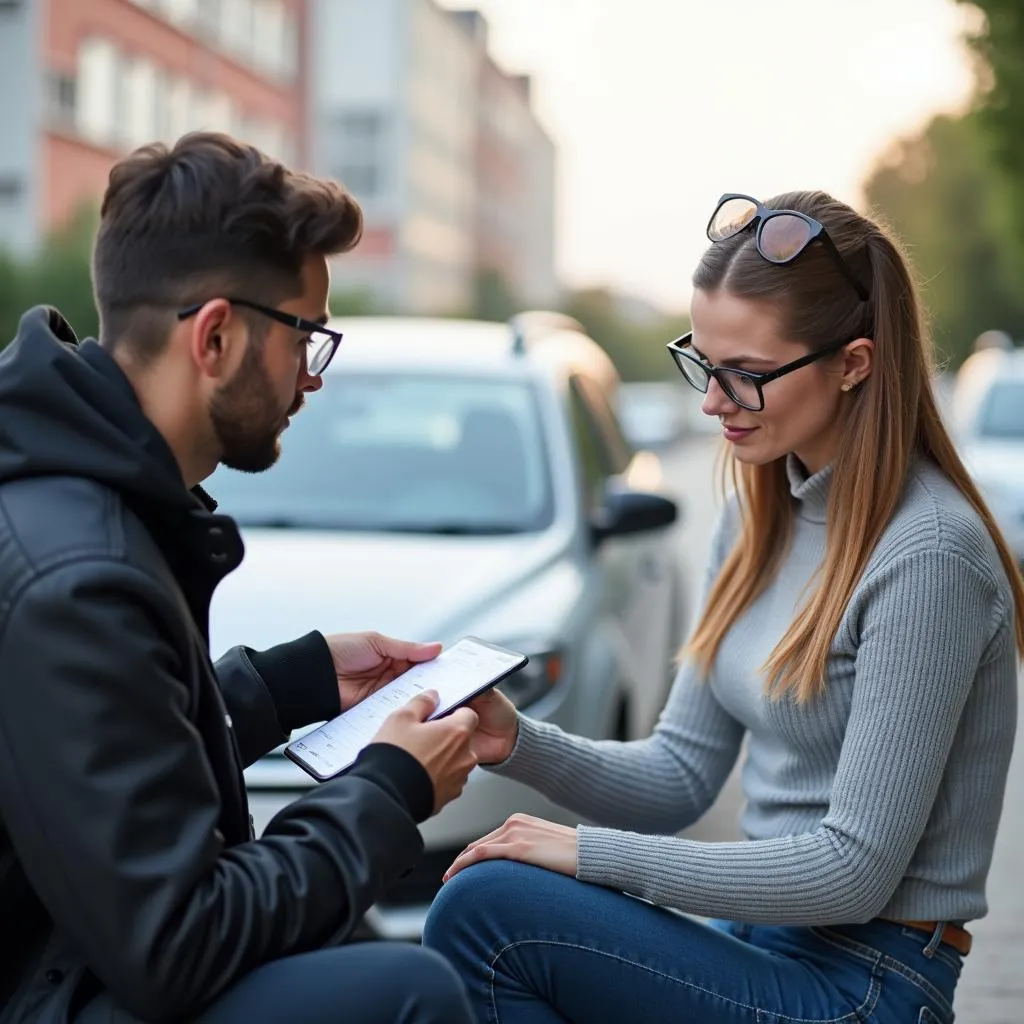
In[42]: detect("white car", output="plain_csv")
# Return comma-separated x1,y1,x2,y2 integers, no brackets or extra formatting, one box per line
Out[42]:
951,346,1024,567
207,312,687,938
616,381,689,450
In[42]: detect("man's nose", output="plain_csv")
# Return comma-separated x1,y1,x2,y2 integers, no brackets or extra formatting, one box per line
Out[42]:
298,361,324,394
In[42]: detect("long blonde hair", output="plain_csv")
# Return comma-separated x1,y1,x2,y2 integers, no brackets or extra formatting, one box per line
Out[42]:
686,190,1024,703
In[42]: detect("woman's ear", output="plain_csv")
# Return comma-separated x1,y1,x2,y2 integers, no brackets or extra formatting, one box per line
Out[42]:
840,337,873,390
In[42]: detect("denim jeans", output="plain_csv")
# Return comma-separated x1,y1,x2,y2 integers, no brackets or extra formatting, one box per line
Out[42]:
75,943,474,1023
423,860,962,1023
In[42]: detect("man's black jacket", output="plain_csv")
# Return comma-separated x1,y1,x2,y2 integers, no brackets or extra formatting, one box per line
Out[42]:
0,308,433,1023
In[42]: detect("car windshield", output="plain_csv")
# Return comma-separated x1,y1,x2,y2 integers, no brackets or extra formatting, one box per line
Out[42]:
978,380,1024,439
207,372,554,534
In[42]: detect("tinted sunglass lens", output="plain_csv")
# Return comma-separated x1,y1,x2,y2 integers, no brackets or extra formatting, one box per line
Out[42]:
709,197,758,242
759,213,813,263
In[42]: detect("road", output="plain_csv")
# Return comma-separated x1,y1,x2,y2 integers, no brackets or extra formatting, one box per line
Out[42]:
661,433,1024,1021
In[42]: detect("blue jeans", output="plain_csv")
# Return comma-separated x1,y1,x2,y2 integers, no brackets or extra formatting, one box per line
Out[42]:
423,861,962,1023
75,943,474,1023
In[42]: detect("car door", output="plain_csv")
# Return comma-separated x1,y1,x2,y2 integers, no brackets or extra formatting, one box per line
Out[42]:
567,374,678,736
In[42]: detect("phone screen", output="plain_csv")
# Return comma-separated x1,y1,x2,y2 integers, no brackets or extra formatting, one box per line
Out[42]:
284,636,527,781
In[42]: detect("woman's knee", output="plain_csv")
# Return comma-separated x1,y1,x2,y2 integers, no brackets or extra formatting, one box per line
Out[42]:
424,859,567,960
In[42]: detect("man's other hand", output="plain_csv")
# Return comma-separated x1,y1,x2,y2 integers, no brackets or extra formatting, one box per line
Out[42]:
324,631,442,711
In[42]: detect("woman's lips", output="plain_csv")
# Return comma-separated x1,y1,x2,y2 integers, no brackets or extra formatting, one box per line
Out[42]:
722,424,757,442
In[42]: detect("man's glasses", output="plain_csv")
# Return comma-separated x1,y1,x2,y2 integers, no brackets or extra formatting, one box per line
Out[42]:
177,298,343,375
666,332,850,412
708,193,869,302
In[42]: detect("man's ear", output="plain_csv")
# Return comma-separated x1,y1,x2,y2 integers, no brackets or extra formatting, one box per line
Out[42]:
186,299,239,380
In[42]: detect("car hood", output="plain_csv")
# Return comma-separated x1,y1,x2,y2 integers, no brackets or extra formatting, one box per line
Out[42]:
209,528,568,658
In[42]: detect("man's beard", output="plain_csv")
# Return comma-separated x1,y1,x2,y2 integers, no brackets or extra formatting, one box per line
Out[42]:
209,343,302,473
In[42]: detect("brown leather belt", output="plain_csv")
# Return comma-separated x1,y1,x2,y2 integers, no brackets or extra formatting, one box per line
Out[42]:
891,919,972,956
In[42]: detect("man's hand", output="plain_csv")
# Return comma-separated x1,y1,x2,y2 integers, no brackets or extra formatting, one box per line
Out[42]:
371,691,479,814
324,631,442,711
442,813,577,882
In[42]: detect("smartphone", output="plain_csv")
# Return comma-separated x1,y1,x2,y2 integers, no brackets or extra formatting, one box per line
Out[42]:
284,636,528,782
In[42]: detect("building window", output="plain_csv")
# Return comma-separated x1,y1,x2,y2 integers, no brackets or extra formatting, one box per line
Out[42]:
221,0,254,61
45,71,77,131
160,0,199,29
196,0,223,42
252,0,294,80
333,112,385,200
167,75,193,143
76,37,117,145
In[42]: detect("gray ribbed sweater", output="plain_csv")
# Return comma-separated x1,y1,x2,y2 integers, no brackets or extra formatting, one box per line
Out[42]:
491,456,1019,925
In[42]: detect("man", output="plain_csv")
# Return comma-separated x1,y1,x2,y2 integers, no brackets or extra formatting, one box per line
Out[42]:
0,133,479,1023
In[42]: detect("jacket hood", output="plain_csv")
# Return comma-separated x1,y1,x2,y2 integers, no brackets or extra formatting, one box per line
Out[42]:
0,305,208,512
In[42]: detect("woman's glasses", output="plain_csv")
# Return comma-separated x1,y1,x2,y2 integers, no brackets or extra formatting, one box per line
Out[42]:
666,332,850,412
707,193,869,302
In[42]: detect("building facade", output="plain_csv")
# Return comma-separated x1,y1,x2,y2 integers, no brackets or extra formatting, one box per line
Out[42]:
312,0,558,316
0,0,308,257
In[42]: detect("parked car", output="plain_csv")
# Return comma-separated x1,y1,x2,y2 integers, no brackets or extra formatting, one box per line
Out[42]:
950,345,1024,568
207,311,687,938
616,381,689,450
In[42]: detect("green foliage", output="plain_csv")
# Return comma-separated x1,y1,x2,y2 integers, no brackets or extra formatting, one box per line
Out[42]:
560,287,689,382
863,112,1024,367
0,204,100,350
329,286,380,317
955,0,1024,252
472,268,523,324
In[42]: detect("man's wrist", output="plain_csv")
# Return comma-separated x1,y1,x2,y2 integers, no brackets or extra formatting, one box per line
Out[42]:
244,631,339,734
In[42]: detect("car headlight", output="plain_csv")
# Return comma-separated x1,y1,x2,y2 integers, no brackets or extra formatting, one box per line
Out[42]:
497,648,564,709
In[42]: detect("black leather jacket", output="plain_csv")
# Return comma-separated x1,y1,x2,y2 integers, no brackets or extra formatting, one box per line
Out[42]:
0,309,432,1023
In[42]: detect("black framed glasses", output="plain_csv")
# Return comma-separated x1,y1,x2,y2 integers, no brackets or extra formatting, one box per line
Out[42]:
666,332,850,412
177,297,343,375
708,193,869,302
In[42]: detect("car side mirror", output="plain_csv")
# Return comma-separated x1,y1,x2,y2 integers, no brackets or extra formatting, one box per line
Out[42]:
591,486,678,544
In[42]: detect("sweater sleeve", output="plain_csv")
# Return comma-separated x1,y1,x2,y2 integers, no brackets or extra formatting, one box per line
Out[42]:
575,550,1007,924
488,500,745,833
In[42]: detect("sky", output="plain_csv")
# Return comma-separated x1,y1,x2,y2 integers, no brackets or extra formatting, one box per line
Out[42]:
438,0,980,313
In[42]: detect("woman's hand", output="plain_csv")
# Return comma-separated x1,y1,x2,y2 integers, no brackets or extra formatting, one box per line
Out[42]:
442,813,577,882
466,688,520,765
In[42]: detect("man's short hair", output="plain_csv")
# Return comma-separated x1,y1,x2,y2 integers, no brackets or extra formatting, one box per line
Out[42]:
92,131,363,360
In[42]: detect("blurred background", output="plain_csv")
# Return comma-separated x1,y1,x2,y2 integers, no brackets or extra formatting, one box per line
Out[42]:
6,0,1024,380
1,1,1022,1016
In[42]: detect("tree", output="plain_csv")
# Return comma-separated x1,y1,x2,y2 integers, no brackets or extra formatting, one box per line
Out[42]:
955,0,1024,255
0,204,100,350
562,287,688,382
471,268,523,324
863,112,1024,367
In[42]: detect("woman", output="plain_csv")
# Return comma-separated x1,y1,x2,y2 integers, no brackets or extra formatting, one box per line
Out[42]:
422,191,1024,1023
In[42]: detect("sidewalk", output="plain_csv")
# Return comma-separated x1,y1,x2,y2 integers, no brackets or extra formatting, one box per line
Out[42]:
951,670,1024,1023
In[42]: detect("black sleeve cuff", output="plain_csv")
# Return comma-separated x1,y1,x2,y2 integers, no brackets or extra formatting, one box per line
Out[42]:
350,743,435,824
244,630,340,734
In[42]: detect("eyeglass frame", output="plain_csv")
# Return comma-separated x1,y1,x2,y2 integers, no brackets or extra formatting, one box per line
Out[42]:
708,193,870,302
666,331,853,412
177,297,343,375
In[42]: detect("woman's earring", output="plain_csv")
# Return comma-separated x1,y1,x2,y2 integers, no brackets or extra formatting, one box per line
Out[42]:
841,382,853,392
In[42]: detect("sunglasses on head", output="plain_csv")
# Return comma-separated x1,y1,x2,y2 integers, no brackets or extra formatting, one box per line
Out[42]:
707,193,869,302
